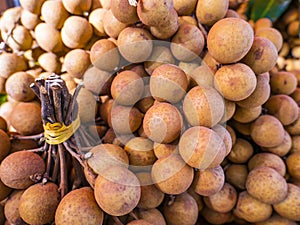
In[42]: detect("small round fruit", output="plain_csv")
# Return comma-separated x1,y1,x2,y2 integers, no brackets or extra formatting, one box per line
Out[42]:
62,0,91,15
111,0,138,24
89,8,107,37
4,190,25,225
103,9,128,38
286,151,300,180
83,67,112,95
0,53,28,79
233,105,261,123
201,207,233,225
19,0,45,14
270,71,298,95
136,208,167,225
255,27,283,51
127,220,152,225
64,49,91,79
225,164,248,190
0,129,11,162
263,131,292,157
94,166,141,216
41,0,69,29
207,18,254,64
227,138,254,164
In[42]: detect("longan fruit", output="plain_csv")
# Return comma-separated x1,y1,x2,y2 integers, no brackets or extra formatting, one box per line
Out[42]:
0,151,45,189
0,178,12,202
233,105,262,123
233,191,272,223
111,70,144,106
273,183,300,221
212,124,233,156
41,0,69,29
64,49,91,79
253,214,297,225
136,208,167,225
255,27,283,51
127,220,152,225
38,52,62,73
291,88,300,106
103,9,128,38
94,166,141,216
0,7,22,36
207,18,254,64
4,190,25,225
164,192,198,225
143,102,182,143
6,25,33,51
111,0,138,24
201,207,233,225
291,135,300,153
83,67,112,95
254,18,272,32
35,23,63,53
264,95,298,126
188,65,215,88
183,86,224,127
153,142,178,159
270,71,298,95
246,166,288,204
19,0,45,14
220,99,236,123
55,187,104,225
62,0,91,15
0,116,7,132
61,16,93,49
196,0,229,26
179,126,226,169
214,63,257,101
0,53,28,79
173,0,197,15
225,9,240,18
171,24,205,61
225,164,248,190
151,154,194,195
117,27,153,63
242,37,278,75
237,72,271,108
87,143,129,175
286,151,300,180
285,108,300,135
227,138,254,163
192,165,225,196
251,115,285,148
287,20,300,37
187,187,204,212
10,138,38,154
135,172,164,209
0,129,10,162
89,8,107,37
90,39,120,72
150,64,188,103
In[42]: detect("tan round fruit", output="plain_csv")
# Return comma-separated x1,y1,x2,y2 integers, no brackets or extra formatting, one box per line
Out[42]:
192,165,225,196
253,214,297,225
61,16,93,49
151,154,194,195
286,151,300,180
0,7,22,36
207,18,254,64
111,70,144,106
143,102,182,143
173,0,197,15
38,52,61,73
153,142,177,159
248,152,286,176
164,192,198,225
83,67,112,95
103,9,128,38
55,187,104,225
228,138,254,164
246,166,288,204
89,8,107,37
150,64,188,103
204,182,237,213
273,183,300,221
188,65,215,88
214,63,257,101
4,190,25,225
234,191,272,223
254,18,272,32
179,126,226,169
201,207,233,225
0,129,11,162
94,166,141,216
196,0,229,26
0,179,11,201
270,71,298,95
183,86,224,127
251,115,285,148
255,27,283,51
62,0,91,15
171,24,205,61
19,0,45,14
286,108,300,135
0,53,28,79
220,99,236,122
6,25,33,51
225,164,248,190
41,0,69,29
212,124,232,156
64,49,91,79
242,37,278,74
135,172,164,209
136,208,167,225
19,182,60,225
233,105,262,123
117,27,153,63
111,0,138,24
87,143,129,174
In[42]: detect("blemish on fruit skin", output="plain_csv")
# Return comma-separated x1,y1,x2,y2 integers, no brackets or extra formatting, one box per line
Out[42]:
254,48,264,60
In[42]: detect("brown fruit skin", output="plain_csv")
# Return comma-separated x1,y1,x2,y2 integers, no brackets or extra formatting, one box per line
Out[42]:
5,71,35,102
263,130,292,157
214,63,257,101
164,192,198,225
246,167,288,204
233,191,272,223
19,182,60,225
111,0,138,24
89,8,107,37
19,0,45,14
94,166,141,216
136,208,167,225
38,52,62,73
196,0,229,26
273,183,300,221
264,95,298,126
83,67,112,95
225,164,248,190
251,115,285,148
286,152,300,180
62,0,91,15
204,182,237,213
0,179,12,201
55,187,104,225
253,214,297,225
270,71,298,95
0,151,45,189
41,0,69,29
242,37,278,75
0,129,10,162
192,165,225,196
248,153,286,176
64,49,91,79
151,154,194,195
103,9,128,38
174,0,197,15
233,105,261,123
21,9,40,30
286,108,300,135
6,25,33,51
255,27,283,51
171,24,205,61
212,124,232,156
201,207,234,225
10,102,43,135
4,190,26,225
127,220,153,225
207,18,254,64
0,53,28,79
179,126,226,169
136,172,165,209
227,138,254,164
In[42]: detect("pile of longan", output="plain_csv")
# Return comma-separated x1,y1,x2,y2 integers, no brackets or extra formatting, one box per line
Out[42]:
0,0,299,224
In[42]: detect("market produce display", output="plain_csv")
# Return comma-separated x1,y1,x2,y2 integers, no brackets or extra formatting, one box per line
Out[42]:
0,0,299,224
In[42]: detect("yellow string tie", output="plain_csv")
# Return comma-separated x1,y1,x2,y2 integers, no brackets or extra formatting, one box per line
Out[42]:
43,116,80,145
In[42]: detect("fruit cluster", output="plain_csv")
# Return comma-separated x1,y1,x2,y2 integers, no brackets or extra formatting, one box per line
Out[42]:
0,0,299,225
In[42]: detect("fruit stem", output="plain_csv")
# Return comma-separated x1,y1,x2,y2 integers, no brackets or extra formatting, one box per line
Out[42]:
112,216,124,225
58,144,68,198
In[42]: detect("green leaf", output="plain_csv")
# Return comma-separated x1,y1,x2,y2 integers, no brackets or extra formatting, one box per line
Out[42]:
0,94,7,106
250,0,292,22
